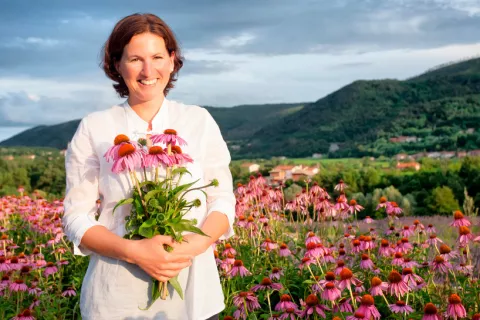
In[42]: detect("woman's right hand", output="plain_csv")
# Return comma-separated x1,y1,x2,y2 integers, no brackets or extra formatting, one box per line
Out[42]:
127,235,193,282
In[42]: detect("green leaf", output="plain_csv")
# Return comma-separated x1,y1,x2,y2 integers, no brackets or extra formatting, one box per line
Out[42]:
169,276,184,300
172,167,191,177
112,198,133,215
144,189,167,204
167,220,209,237
139,218,156,238
134,197,144,215
170,180,200,199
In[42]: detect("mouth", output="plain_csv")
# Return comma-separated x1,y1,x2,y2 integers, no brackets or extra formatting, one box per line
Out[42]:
138,78,158,86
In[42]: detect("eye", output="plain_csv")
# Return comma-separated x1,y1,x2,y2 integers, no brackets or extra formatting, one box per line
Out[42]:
154,56,163,60
130,58,139,62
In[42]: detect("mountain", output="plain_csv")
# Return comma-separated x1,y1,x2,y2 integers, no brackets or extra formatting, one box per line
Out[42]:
2,57,480,158
0,103,306,149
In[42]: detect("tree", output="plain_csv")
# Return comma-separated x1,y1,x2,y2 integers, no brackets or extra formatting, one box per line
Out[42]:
427,186,459,215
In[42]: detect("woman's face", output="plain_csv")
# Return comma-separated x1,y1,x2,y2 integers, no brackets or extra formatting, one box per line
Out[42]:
116,32,175,104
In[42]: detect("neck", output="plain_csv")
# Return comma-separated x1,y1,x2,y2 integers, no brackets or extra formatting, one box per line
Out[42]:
127,95,165,124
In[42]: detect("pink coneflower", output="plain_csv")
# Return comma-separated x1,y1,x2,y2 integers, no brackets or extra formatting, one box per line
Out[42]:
357,294,381,320
400,226,414,238
111,143,145,173
232,291,261,311
431,256,452,274
439,244,459,261
104,134,135,162
445,294,466,319
369,276,388,296
348,200,364,215
386,201,403,216
28,284,42,296
279,243,292,257
376,196,389,210
228,260,251,277
387,271,410,298
360,236,375,250
222,243,237,257
335,297,354,313
426,234,443,246
150,129,187,146
275,294,298,312
450,211,471,227
169,145,193,166
379,239,394,257
424,224,437,235
335,194,349,212
0,257,9,272
251,277,283,292
43,262,58,277
398,238,413,253
385,225,396,236
11,309,35,320
392,252,404,266
457,226,474,247
422,303,441,320
351,239,361,253
346,312,367,320
389,300,413,314
279,307,301,320
10,279,28,292
299,257,315,270
299,294,328,319
413,219,425,231
305,242,321,258
456,263,474,275
269,267,284,280
401,257,420,269
144,146,172,168
334,180,348,192
363,216,374,224
402,268,424,289
360,254,375,270
338,268,361,291
334,260,346,275
261,238,279,251
305,232,321,245
321,281,341,301
61,287,76,297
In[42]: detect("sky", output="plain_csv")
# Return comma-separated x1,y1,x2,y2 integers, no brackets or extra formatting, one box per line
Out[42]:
1,0,480,131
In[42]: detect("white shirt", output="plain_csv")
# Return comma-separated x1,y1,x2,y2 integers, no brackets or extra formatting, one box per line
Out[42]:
62,98,236,320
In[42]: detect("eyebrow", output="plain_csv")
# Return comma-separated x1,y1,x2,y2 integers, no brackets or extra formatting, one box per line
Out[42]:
127,52,165,58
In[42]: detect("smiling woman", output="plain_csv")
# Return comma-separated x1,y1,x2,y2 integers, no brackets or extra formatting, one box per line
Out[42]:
62,13,235,320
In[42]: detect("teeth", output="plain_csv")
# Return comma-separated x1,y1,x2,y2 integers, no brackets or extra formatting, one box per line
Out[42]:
139,79,157,85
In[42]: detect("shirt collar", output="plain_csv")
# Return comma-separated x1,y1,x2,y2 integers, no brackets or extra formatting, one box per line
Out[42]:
122,98,170,138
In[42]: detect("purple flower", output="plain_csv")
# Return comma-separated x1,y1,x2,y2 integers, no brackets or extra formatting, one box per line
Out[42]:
144,146,172,168
228,260,252,278
389,301,414,314
299,295,328,319
446,294,467,319
111,143,145,173
275,294,298,312
150,129,187,146
321,282,341,301
251,278,283,292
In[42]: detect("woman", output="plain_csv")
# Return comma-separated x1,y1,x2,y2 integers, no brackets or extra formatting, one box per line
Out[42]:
62,13,236,320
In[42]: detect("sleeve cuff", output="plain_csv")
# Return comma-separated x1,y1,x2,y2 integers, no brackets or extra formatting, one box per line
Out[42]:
63,213,102,257
207,198,236,240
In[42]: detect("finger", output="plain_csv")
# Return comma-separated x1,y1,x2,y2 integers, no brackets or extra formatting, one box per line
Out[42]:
157,269,180,279
154,235,174,246
162,260,192,271
156,276,170,282
165,252,194,263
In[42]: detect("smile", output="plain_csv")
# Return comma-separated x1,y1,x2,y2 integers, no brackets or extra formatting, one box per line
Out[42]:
138,79,157,86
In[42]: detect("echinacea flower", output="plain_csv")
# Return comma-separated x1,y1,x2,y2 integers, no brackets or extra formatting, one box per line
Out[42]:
43,262,58,277
104,134,134,162
232,291,261,311
111,143,145,173
222,243,237,257
338,268,361,291
279,243,292,257
445,294,467,319
334,180,348,192
346,312,367,320
61,287,76,297
269,267,284,280
457,226,474,247
369,276,388,296
321,281,341,301
168,145,193,166
150,129,187,146
11,309,35,320
251,277,283,292
389,300,413,314
10,279,28,292
360,254,375,270
227,260,251,278
426,224,437,234
144,146,172,168
357,294,381,320
275,294,298,312
422,302,442,320
450,211,471,227
387,271,410,298
431,256,452,274
299,294,328,319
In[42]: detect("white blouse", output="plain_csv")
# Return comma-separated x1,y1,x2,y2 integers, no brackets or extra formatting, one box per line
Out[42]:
62,98,236,320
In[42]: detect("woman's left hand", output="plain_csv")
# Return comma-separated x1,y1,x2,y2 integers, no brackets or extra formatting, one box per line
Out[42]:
172,234,211,257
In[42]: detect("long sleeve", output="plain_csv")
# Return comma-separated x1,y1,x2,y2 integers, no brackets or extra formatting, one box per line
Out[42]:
62,116,102,256
201,109,236,240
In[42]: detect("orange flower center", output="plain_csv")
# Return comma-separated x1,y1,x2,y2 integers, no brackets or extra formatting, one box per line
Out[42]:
325,282,335,290
354,312,365,319
361,254,369,260
454,210,464,219
424,303,438,314
448,294,461,304
148,146,164,155
413,220,420,225
280,243,288,249
118,144,135,157
337,260,345,267
371,277,382,287
439,244,451,254
164,129,177,135
171,145,183,154
233,260,244,267
388,271,402,283
435,256,445,264
459,226,470,235
349,199,357,205
260,277,272,286
395,300,406,306
114,134,130,145
325,272,336,281
306,242,317,250
247,216,254,222
280,294,292,302
305,294,319,306
361,294,374,306
340,268,353,280
394,252,403,259
402,268,413,275
379,196,387,203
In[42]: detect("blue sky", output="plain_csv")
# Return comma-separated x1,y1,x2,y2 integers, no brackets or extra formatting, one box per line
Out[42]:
1,0,480,127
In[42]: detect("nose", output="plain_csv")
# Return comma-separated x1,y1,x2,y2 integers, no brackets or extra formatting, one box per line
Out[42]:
142,60,153,77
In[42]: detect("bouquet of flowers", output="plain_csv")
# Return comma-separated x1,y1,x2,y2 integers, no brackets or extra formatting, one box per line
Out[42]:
104,129,218,309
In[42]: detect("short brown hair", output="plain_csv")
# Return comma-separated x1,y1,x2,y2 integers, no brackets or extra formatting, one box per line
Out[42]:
101,13,184,97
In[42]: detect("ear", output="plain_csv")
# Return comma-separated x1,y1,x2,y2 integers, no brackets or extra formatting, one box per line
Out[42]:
115,61,121,77
169,51,175,70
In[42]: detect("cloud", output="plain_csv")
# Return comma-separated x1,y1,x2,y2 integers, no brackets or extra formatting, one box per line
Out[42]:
217,33,256,48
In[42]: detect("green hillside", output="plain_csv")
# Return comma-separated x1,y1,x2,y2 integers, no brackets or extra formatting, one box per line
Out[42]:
237,58,480,158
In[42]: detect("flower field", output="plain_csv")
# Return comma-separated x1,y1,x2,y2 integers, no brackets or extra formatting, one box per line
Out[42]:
1,176,480,319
